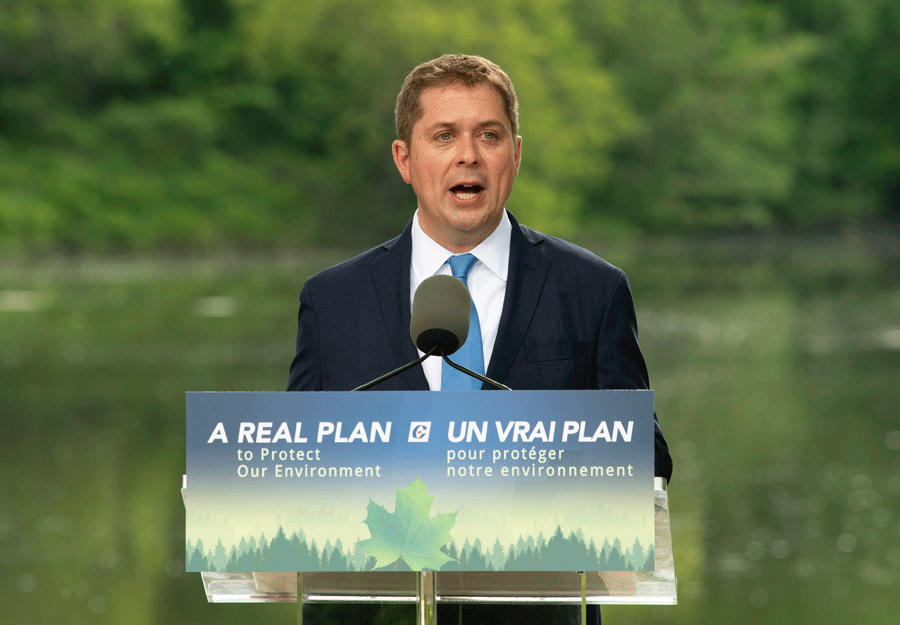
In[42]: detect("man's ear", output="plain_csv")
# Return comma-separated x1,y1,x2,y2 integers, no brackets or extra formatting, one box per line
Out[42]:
392,140,412,184
514,135,522,176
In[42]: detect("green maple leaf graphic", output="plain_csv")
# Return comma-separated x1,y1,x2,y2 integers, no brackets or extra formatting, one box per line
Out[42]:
359,478,457,571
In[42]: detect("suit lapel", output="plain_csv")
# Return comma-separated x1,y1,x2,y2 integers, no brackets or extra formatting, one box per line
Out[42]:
485,212,551,387
370,221,429,390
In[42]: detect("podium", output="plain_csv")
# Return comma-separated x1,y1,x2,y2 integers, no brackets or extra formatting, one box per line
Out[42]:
184,391,677,621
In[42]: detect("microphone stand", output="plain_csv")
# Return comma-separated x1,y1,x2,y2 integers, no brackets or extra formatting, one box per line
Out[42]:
352,347,437,391
352,348,512,391
441,354,511,390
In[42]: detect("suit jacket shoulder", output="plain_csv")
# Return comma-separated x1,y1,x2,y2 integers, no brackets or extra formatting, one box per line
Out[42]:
517,221,629,300
302,233,399,294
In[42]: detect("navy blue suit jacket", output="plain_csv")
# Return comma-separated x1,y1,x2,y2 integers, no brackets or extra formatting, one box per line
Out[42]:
288,212,672,481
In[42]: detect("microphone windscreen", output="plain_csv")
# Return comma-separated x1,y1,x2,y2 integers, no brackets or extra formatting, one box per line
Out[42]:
410,275,471,355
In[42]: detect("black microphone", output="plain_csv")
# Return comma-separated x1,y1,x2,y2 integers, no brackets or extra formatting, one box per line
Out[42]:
409,274,471,355
353,275,510,391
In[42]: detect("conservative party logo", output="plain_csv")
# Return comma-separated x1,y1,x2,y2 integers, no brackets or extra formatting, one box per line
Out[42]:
408,422,431,442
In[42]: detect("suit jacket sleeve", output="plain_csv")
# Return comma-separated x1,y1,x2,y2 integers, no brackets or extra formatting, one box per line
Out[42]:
596,270,673,482
287,279,322,392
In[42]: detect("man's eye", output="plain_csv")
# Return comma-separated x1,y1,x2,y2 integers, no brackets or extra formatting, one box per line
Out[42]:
483,131,496,140
439,132,452,140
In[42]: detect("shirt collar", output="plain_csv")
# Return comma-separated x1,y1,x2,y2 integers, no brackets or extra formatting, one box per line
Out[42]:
411,210,511,282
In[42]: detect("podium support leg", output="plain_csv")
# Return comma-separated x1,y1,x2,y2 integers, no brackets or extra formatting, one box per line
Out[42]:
296,572,303,625
581,572,587,625
416,571,436,625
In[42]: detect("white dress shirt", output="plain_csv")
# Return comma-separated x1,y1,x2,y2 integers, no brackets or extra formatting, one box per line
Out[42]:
410,210,511,390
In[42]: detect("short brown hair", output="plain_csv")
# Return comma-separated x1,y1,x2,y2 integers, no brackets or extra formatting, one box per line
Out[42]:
395,54,519,146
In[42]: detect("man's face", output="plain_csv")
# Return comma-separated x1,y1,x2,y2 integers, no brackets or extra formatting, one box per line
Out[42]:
393,83,522,253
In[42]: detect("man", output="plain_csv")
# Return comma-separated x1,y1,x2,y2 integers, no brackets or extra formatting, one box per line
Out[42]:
288,54,672,624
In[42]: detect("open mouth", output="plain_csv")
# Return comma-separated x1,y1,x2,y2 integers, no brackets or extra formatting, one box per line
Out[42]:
450,183,484,200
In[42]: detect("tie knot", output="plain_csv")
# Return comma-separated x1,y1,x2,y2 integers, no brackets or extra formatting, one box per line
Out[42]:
448,253,478,281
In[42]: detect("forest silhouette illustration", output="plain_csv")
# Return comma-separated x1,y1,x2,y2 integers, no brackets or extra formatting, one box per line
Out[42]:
187,479,654,572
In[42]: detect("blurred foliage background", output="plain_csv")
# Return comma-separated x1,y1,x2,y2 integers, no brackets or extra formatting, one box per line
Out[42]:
1,0,899,624
1,0,898,254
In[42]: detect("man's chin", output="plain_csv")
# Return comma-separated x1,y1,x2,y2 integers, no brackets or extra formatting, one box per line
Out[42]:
443,213,501,247
447,205,494,227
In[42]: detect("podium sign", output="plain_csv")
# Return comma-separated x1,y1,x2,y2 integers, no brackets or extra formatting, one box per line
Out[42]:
186,390,655,574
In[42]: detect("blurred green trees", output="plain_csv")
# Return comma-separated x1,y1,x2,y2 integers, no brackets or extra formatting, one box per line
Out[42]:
1,0,897,253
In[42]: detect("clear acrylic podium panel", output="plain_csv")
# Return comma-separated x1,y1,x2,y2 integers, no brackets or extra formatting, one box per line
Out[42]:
188,478,676,606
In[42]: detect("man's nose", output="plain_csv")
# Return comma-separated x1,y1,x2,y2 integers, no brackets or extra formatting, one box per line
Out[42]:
456,136,479,165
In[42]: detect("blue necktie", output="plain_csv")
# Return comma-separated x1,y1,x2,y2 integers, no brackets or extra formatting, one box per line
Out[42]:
441,254,484,390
